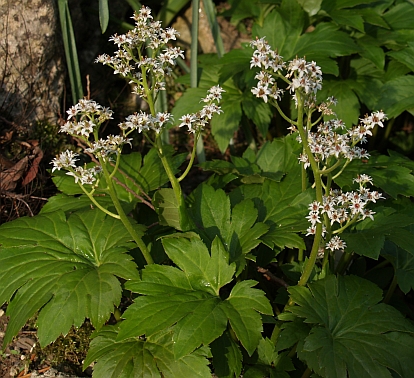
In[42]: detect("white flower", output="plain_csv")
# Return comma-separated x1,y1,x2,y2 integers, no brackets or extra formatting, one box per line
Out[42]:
353,174,373,185
326,236,347,251
251,84,271,103
179,114,196,129
51,150,79,172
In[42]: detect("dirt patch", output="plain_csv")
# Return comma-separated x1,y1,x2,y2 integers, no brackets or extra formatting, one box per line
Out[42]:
0,306,93,378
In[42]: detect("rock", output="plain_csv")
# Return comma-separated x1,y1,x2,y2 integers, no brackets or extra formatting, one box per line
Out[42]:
0,0,65,127
172,2,250,58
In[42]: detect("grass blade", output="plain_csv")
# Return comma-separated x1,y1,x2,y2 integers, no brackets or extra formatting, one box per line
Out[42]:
57,0,84,104
99,0,109,33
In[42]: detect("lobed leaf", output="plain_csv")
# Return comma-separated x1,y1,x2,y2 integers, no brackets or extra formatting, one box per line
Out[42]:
223,280,273,356
119,237,272,359
0,209,140,346
188,183,268,273
84,326,211,378
281,275,414,378
334,151,414,198
210,331,243,378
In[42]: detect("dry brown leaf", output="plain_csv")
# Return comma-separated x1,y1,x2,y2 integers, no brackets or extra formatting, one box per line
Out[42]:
21,146,43,187
0,157,29,191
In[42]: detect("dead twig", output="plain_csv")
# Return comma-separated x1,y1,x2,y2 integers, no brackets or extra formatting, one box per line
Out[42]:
112,176,154,210
257,266,289,288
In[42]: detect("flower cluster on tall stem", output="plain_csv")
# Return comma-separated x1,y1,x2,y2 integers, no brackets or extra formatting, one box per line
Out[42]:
52,6,226,258
249,37,387,286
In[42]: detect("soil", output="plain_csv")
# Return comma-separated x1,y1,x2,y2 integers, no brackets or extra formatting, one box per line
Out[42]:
0,306,94,378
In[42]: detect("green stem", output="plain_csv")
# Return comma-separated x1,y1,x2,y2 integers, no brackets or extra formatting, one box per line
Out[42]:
331,159,350,180
101,158,154,265
79,184,120,219
319,159,342,175
191,0,206,164
364,259,390,276
109,152,121,179
383,274,398,304
156,136,194,230
296,92,324,287
332,214,359,234
178,131,200,182
335,251,353,274
311,113,323,128
287,344,297,359
156,137,182,204
141,65,156,116
271,99,297,125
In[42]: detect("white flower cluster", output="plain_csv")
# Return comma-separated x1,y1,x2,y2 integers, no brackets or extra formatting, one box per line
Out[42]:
66,166,103,185
119,111,174,134
249,37,322,105
51,151,101,186
286,58,322,95
178,86,225,133
95,6,184,97
51,150,78,173
62,99,113,138
52,99,134,185
297,111,387,169
306,175,384,251
85,135,132,157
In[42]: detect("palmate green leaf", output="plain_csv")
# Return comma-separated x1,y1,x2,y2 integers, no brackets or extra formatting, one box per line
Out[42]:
243,338,294,378
153,188,181,229
317,79,360,127
173,55,243,153
40,193,114,214
349,74,384,111
328,9,364,32
341,203,414,260
102,147,186,203
382,230,414,294
0,209,140,347
322,0,378,11
388,41,414,72
222,280,274,356
341,229,385,259
211,90,243,153
276,318,311,352
242,94,273,137
200,148,285,184
383,2,414,30
376,75,414,119
256,135,301,173
188,183,269,273
229,135,311,250
225,0,261,25
297,0,322,16
210,330,243,378
355,37,385,70
357,7,390,29
282,275,414,378
295,22,358,63
252,1,305,60
334,151,414,198
118,236,273,359
84,326,211,378
231,174,312,251
218,48,254,83
255,0,355,85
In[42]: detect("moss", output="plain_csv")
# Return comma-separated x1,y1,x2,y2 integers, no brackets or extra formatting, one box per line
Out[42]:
31,322,94,377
